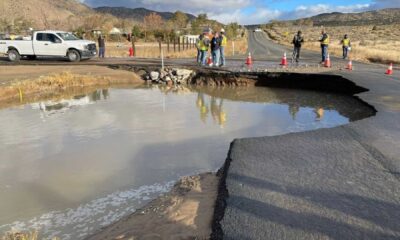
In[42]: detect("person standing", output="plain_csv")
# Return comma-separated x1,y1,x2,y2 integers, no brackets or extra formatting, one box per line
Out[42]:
220,29,227,67
341,34,351,59
98,35,106,58
196,34,203,64
292,30,304,63
200,33,210,66
319,30,329,64
211,32,222,67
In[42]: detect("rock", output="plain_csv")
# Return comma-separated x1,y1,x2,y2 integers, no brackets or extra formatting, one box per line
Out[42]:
160,69,168,79
137,69,148,78
175,69,193,76
164,76,172,82
150,71,160,81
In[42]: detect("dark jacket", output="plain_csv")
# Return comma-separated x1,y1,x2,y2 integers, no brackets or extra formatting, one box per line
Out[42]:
98,36,105,48
211,36,222,51
292,35,304,47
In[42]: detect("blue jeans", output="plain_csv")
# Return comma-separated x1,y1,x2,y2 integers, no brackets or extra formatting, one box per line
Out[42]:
99,47,105,58
220,47,225,66
343,46,349,59
321,45,328,62
212,49,220,66
200,50,208,65
197,49,201,63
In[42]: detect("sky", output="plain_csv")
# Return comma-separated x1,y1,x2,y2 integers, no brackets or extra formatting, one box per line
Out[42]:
81,0,400,24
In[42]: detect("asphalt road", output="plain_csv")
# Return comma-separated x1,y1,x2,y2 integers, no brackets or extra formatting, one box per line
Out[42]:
219,31,400,239
248,31,347,64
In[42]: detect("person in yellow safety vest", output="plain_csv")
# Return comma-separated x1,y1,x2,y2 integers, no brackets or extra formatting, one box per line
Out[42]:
341,34,351,60
196,34,203,64
199,32,210,66
319,30,330,64
220,28,227,67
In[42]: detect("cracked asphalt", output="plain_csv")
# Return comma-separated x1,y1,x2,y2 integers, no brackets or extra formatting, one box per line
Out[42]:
220,31,400,240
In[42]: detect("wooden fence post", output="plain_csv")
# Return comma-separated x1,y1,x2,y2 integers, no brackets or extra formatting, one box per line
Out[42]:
167,37,170,53
173,38,176,52
186,37,189,50
131,36,136,56
178,37,181,52
158,39,162,57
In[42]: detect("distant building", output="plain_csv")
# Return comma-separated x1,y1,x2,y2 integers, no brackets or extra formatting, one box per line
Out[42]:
109,27,122,35
184,35,199,42
91,29,102,36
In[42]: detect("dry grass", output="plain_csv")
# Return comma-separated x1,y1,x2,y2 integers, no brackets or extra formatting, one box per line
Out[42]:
105,37,248,58
1,232,38,240
0,71,140,105
265,24,400,64
1,231,60,240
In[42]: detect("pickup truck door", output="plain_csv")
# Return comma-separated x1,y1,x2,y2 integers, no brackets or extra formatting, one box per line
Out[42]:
34,33,66,56
0,40,6,54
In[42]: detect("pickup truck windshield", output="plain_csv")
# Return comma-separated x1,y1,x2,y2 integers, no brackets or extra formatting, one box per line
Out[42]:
56,33,80,41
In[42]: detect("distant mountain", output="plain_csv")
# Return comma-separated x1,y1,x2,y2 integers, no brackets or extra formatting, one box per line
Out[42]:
303,8,400,26
0,0,92,29
94,7,197,22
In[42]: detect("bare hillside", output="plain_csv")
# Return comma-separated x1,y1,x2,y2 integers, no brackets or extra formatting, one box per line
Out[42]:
0,0,92,30
94,7,196,23
303,8,400,26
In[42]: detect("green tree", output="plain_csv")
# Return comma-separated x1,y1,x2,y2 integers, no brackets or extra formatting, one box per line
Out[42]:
171,11,189,29
197,14,208,23
225,22,240,39
190,19,201,35
132,25,142,38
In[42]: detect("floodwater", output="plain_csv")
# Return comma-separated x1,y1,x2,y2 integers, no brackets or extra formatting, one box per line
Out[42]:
0,85,373,239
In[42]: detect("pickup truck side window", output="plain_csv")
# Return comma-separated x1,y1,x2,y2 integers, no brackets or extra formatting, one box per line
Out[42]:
36,33,44,41
36,33,62,43
47,34,62,43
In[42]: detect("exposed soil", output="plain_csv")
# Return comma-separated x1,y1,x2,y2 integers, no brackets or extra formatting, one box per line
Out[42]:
0,65,143,109
86,173,219,240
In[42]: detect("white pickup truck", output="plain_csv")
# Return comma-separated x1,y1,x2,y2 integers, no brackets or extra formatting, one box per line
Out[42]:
0,30,97,62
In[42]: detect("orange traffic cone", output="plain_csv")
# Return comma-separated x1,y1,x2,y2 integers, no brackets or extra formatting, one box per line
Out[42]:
324,54,331,68
280,52,288,66
207,55,213,66
385,63,393,75
346,60,353,70
246,52,253,65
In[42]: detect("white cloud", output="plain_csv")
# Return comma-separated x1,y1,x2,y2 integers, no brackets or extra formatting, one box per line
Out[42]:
83,0,251,13
285,3,371,19
81,0,400,24
209,8,282,25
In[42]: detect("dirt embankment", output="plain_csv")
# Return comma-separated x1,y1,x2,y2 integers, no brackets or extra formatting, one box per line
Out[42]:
86,173,219,240
0,65,143,109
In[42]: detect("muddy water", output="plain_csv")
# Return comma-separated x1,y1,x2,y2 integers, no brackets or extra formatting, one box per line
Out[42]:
0,85,373,239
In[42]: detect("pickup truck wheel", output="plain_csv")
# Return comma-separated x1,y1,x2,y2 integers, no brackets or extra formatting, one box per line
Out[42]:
67,49,81,62
8,49,21,62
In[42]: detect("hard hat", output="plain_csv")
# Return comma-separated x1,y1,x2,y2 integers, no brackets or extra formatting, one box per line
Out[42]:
220,28,225,33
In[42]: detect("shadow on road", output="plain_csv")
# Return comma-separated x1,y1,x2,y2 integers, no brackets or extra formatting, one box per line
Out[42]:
230,173,400,236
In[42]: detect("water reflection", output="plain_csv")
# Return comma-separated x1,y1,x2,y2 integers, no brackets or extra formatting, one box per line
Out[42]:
32,89,110,116
196,93,227,127
0,85,374,239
